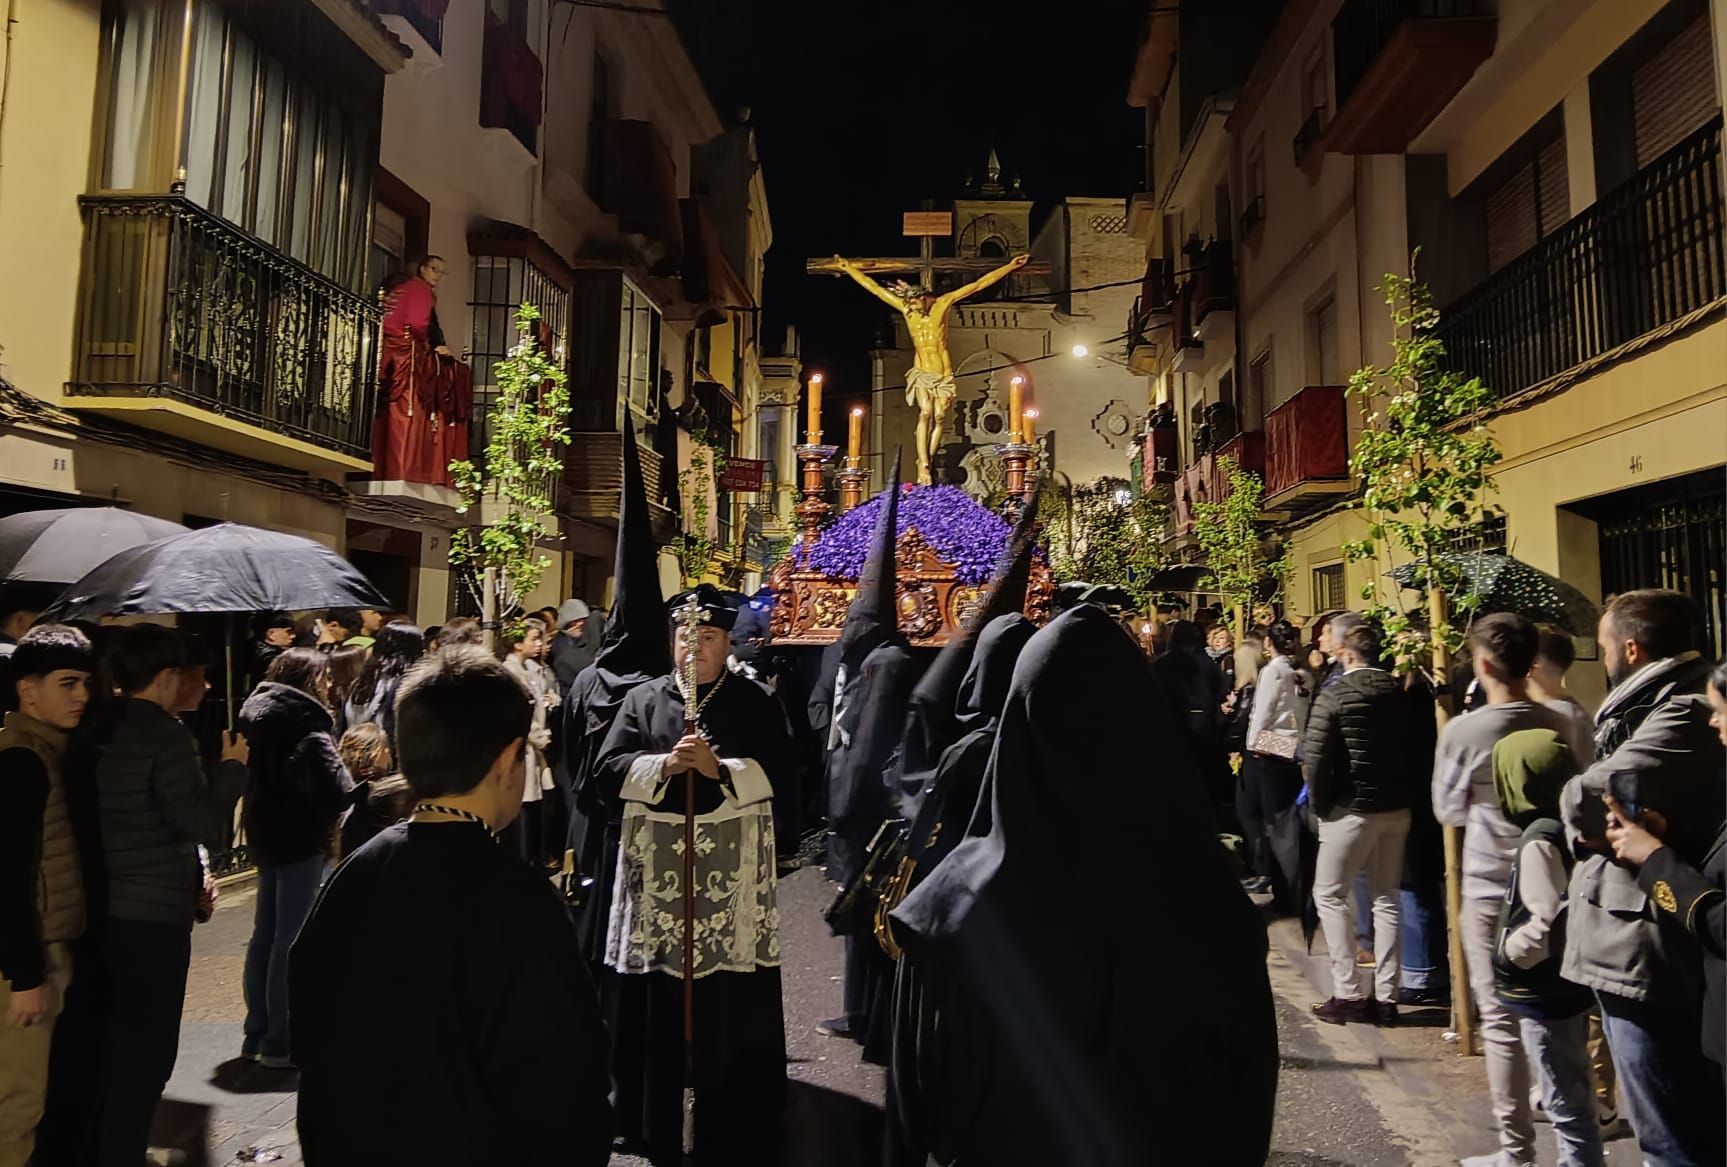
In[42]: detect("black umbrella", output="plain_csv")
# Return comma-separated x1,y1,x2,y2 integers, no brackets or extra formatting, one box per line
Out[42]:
1143,563,1214,591
0,507,189,584
41,522,388,620
1389,551,1598,636
41,522,388,732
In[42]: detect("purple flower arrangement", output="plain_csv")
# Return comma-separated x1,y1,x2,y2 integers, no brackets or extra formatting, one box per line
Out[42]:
802,484,1015,585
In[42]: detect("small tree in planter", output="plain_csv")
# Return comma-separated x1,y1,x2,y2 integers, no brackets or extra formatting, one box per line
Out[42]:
1193,457,1290,630
1340,261,1503,1056
449,304,571,648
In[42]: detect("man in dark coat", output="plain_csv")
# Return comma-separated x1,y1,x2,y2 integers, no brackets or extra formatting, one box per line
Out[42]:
291,648,613,1166
548,599,598,691
891,605,1278,1166
1301,622,1423,1025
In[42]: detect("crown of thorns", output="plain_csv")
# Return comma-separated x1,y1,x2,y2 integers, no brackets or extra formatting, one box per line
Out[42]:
891,281,933,301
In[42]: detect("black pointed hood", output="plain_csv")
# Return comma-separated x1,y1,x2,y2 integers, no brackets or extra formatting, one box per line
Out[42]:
898,490,1041,778
835,450,904,673
596,431,671,677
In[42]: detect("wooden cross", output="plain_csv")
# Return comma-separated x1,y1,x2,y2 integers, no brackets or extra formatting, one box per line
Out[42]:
805,202,1049,290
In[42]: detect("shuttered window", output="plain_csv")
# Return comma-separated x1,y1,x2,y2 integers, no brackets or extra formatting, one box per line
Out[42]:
1485,134,1570,273
1633,14,1719,168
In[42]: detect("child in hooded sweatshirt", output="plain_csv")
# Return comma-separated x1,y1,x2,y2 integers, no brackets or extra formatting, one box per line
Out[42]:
1491,728,1603,1167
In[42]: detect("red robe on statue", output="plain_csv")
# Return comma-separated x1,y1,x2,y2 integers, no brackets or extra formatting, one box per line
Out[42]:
374,278,441,483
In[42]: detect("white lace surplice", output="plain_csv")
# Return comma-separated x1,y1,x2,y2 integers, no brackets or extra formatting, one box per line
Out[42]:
605,754,780,979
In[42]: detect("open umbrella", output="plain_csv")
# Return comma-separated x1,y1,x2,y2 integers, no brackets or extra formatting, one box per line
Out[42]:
41,522,389,731
41,522,388,620
1389,551,1598,636
1143,563,1214,591
0,507,189,584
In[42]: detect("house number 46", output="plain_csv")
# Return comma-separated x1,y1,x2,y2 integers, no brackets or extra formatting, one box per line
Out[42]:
1628,454,1644,474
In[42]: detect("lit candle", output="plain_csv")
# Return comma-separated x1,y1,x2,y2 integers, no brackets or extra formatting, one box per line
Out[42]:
848,406,864,461
1009,376,1025,441
1024,407,1039,443
806,375,823,443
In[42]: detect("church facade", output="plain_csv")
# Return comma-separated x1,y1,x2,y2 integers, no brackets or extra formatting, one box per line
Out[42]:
867,162,1149,503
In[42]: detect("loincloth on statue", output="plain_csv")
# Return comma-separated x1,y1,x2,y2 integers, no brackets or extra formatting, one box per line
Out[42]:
905,367,957,412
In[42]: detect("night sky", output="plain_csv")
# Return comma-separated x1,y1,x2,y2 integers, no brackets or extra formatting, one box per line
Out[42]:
671,0,1146,430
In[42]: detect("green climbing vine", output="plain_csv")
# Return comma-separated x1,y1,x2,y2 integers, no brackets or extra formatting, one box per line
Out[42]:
674,428,728,585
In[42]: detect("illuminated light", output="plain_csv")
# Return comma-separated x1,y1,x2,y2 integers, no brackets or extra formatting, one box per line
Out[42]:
1113,488,1132,506
1010,375,1024,385
1071,344,1089,358
850,406,864,416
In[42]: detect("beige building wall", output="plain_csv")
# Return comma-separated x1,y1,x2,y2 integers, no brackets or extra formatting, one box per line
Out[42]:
0,0,102,407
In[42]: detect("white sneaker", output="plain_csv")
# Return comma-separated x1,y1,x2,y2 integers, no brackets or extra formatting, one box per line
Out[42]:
1459,1154,1532,1167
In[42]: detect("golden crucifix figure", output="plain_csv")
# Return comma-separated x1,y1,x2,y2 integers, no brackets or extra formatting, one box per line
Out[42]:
832,253,1030,484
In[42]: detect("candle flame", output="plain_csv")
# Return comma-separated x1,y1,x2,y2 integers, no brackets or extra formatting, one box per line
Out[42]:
850,407,864,417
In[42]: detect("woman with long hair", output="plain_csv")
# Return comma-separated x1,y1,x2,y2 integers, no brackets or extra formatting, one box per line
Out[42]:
1241,620,1312,897
343,621,424,750
323,644,369,734
238,649,351,1068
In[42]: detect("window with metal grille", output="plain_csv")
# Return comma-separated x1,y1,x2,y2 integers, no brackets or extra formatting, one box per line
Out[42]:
467,254,570,457
1312,563,1347,612
1586,469,1725,660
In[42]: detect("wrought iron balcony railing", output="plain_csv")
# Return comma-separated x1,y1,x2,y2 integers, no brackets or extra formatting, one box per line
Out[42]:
1436,117,1724,400
72,195,378,462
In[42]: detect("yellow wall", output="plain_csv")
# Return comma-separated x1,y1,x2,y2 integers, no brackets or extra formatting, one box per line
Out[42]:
0,0,102,404
1442,0,1668,194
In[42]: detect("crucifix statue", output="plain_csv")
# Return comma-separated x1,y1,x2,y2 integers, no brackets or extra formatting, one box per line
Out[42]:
809,211,1034,485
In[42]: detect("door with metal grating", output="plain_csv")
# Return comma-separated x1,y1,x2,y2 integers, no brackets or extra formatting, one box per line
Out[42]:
1594,469,1727,660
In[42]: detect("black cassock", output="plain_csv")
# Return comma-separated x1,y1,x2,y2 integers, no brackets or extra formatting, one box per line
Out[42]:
593,671,797,1163
890,606,1279,1167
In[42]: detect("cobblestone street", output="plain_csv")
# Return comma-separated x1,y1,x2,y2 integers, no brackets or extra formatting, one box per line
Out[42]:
162,868,1644,1166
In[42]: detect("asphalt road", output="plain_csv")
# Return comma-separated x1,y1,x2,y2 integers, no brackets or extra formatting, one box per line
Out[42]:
167,860,1644,1166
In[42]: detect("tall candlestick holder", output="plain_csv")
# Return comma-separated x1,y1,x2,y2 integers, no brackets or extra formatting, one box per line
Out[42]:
794,441,838,546
836,458,869,511
994,439,1036,519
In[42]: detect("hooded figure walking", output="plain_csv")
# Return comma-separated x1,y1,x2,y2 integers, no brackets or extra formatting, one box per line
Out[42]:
890,604,1279,1166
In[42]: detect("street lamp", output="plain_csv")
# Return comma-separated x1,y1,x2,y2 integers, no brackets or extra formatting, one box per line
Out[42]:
1071,344,1089,358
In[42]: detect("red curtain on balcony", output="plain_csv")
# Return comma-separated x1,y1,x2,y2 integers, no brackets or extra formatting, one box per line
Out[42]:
480,11,542,132
596,120,684,266
432,355,472,487
376,332,440,483
1265,386,1349,497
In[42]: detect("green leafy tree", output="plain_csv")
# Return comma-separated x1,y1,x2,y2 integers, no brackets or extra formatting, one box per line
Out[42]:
449,304,570,644
1044,477,1172,607
1341,263,1503,677
1193,457,1290,628
1340,261,1504,1058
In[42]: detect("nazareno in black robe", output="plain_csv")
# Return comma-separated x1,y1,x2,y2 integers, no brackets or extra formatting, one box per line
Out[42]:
890,604,1279,1167
592,670,798,1162
561,430,671,963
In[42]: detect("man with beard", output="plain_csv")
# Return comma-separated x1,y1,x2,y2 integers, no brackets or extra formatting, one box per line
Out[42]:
592,585,797,1162
1560,590,1724,1167
890,604,1278,1166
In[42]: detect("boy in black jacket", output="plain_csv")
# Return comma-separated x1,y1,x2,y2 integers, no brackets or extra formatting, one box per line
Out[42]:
291,647,613,1166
